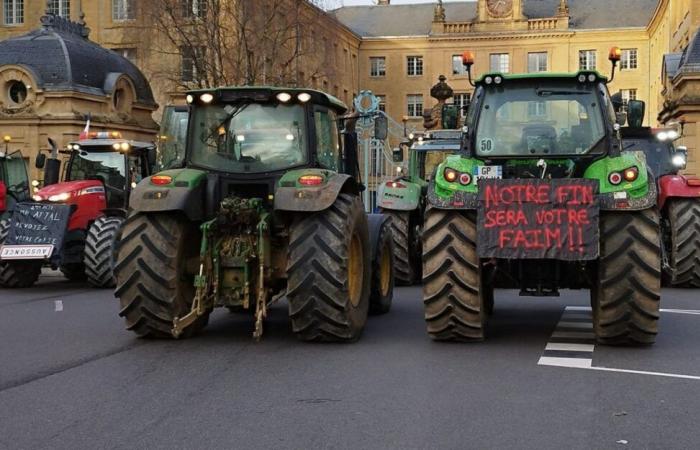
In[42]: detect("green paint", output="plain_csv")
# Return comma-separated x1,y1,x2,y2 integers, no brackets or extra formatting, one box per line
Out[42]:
434,155,479,198
584,152,649,198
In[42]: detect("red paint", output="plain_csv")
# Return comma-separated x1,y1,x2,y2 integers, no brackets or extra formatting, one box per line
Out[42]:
35,180,106,231
658,174,700,209
0,181,6,213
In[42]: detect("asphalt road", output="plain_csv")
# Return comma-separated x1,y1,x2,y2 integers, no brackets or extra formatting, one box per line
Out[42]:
1,271,699,450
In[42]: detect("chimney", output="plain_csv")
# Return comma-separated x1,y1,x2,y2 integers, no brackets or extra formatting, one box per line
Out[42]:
377,0,390,5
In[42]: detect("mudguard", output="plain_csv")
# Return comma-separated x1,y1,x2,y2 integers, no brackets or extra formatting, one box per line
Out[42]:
658,174,700,210
128,169,206,221
376,180,421,211
367,213,391,261
274,170,358,212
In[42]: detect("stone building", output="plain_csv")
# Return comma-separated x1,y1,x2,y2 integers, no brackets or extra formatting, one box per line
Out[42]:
0,11,158,179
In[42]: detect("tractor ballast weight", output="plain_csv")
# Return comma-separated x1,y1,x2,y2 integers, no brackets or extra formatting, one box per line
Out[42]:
421,48,662,345
115,87,394,342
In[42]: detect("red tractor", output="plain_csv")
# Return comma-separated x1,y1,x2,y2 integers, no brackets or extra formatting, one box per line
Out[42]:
0,133,155,288
616,97,700,287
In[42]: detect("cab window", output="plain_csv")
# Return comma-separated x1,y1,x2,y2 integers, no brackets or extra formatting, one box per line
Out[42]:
314,108,341,170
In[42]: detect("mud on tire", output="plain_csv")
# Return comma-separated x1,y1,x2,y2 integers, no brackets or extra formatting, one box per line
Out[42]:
287,193,371,342
422,208,485,341
84,216,124,288
667,199,700,287
593,209,661,345
0,219,42,288
380,210,418,285
115,213,207,338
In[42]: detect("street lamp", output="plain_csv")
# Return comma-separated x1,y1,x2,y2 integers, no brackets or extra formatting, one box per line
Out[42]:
2,135,10,155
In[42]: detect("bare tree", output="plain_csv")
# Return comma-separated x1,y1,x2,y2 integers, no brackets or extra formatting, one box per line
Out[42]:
143,0,341,91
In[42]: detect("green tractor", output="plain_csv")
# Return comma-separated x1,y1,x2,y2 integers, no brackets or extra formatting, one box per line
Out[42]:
422,49,661,345
377,129,461,284
115,87,394,341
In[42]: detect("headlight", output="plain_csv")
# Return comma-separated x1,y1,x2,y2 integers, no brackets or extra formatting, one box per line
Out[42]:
32,194,43,201
48,192,71,202
672,154,687,168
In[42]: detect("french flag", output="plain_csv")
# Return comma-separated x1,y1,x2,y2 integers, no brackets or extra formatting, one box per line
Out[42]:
79,113,91,140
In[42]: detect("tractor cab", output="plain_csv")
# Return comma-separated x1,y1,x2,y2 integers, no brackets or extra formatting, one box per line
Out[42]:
156,105,190,171
0,149,30,219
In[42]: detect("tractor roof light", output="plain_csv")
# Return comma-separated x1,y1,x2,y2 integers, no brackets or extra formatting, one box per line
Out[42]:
494,75,503,85
276,92,292,103
297,92,311,103
151,175,173,185
578,74,587,83
588,73,597,82
120,142,131,151
609,46,622,63
200,93,214,104
112,143,121,150
186,94,194,104
461,51,475,67
484,76,494,85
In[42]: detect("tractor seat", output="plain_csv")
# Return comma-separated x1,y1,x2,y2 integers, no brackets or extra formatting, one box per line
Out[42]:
521,124,557,153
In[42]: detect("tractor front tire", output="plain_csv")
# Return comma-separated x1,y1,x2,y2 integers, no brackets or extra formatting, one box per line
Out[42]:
115,213,207,338
593,209,661,345
84,216,124,288
422,208,485,341
381,210,418,285
369,219,394,315
667,199,700,287
287,193,371,342
0,219,42,288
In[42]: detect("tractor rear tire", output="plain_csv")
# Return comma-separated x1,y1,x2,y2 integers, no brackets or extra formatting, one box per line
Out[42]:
381,210,418,285
593,209,661,345
369,219,394,315
667,199,700,287
287,193,371,342
115,213,208,338
0,219,42,288
422,208,485,341
84,216,124,288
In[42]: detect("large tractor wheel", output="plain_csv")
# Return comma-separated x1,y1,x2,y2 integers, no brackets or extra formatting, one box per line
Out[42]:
287,193,371,342
0,219,42,288
369,218,394,315
593,209,661,345
84,216,124,288
667,199,700,287
422,208,485,341
381,210,418,285
115,213,208,338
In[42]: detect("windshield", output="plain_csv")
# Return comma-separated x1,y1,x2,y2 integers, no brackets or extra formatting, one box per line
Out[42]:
157,107,189,171
475,83,606,156
190,103,307,173
623,138,675,176
67,150,126,190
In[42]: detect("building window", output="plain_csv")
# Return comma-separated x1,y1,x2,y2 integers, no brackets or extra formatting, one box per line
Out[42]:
407,56,423,76
112,0,134,21
3,0,23,25
181,46,205,82
47,0,69,18
620,89,637,111
113,47,137,63
407,94,423,117
621,49,638,70
453,93,471,117
376,95,386,112
528,52,548,73
182,0,206,18
370,57,386,77
528,101,547,117
489,53,509,73
452,55,468,75
579,50,597,70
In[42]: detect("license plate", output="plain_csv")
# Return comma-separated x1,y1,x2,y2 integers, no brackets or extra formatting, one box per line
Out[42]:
0,244,54,260
473,165,503,181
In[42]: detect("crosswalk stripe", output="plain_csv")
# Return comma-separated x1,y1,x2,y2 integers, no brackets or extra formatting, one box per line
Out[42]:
545,343,595,352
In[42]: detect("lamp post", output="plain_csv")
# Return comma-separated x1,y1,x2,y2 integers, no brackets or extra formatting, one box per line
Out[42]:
2,135,10,157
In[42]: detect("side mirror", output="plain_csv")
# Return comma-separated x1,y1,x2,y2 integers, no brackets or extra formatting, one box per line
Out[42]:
392,145,405,163
627,100,646,128
374,116,388,141
35,152,46,169
615,112,627,127
672,146,688,170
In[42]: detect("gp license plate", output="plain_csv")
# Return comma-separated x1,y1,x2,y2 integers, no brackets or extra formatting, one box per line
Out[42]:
0,244,54,260
473,165,502,182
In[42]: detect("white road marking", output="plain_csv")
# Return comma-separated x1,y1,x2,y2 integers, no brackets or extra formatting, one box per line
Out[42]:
54,300,63,312
587,366,700,381
538,357,592,368
660,309,700,316
564,306,592,312
556,321,594,329
545,343,595,352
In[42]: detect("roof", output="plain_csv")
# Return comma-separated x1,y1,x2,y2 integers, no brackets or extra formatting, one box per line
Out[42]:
663,53,683,78
678,30,700,75
331,0,659,37
0,14,156,106
187,86,348,113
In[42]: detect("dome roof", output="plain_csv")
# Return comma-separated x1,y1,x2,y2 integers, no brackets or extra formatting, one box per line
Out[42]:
0,14,156,107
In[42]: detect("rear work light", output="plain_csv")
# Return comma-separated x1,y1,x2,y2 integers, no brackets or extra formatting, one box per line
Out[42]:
444,168,458,182
609,172,623,185
386,181,407,189
459,173,472,186
298,175,324,186
150,175,173,185
623,167,639,182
